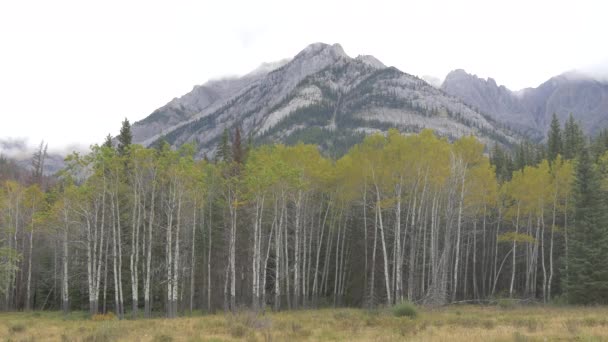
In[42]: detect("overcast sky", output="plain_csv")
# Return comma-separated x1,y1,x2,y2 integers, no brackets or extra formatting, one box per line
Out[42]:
1,0,607,151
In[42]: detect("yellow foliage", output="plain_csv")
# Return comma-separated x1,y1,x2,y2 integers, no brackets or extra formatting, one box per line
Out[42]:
498,231,536,244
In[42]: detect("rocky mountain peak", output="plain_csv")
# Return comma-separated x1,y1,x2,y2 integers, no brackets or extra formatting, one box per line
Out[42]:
355,55,386,69
132,43,518,155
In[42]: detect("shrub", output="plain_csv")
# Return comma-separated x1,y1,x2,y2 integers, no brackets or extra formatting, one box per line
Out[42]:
392,301,418,318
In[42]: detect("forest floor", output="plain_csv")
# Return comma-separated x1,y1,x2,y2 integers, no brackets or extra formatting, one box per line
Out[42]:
2,305,608,341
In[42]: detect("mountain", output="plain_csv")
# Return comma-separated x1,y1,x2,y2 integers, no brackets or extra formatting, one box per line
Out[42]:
132,43,516,156
442,69,608,140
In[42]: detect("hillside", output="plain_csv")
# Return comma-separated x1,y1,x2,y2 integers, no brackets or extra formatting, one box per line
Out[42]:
442,69,608,140
132,43,516,156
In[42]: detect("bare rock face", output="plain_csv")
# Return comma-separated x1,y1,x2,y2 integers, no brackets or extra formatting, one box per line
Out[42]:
442,69,608,139
133,43,517,156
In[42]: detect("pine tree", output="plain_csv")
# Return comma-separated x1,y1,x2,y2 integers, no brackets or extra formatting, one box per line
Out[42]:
117,118,132,156
103,134,113,149
216,128,231,162
592,128,608,161
490,143,513,182
31,141,48,187
232,126,244,164
563,114,584,160
547,113,563,162
564,147,608,304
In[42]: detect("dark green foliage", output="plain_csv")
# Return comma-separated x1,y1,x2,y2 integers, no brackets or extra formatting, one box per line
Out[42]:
591,128,608,161
102,134,113,149
216,128,231,162
392,301,418,318
491,143,514,182
514,141,539,171
564,147,608,304
284,127,366,158
547,113,563,162
563,114,584,160
117,118,132,156
232,126,244,164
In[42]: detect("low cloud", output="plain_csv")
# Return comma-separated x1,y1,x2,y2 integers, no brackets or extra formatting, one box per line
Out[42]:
576,59,608,83
0,137,30,158
0,136,87,161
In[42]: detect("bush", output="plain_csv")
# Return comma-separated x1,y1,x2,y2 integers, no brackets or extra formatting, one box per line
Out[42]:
392,301,418,318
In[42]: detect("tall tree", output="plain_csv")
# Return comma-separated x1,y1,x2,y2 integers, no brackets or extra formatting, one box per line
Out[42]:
31,141,48,187
117,118,132,156
103,134,114,149
216,129,231,162
547,113,563,162
563,114,584,160
564,147,608,303
232,126,244,165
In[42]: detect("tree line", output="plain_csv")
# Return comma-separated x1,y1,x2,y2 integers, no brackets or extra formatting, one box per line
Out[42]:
2,114,608,318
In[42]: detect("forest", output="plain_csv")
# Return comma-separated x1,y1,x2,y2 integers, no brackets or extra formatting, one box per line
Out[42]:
2,113,608,319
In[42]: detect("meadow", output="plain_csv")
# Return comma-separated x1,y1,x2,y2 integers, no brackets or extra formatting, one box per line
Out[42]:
2,305,608,341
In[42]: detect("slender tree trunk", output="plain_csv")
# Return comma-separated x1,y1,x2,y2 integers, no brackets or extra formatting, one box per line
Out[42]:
62,207,70,315
369,202,378,307
26,224,34,311
190,202,199,314
510,203,520,297
144,179,155,318
375,184,392,306
452,163,466,302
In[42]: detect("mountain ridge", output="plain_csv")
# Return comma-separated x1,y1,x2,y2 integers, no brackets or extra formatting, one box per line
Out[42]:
441,69,608,139
132,43,519,156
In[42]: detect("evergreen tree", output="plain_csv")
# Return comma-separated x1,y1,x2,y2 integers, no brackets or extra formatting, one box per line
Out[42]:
592,128,608,161
515,142,527,171
490,143,513,182
117,118,132,156
547,113,563,162
216,128,232,162
563,114,584,160
103,134,113,149
232,126,244,164
564,147,608,304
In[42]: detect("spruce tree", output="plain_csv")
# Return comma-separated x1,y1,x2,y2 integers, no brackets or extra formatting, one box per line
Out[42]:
563,114,584,160
232,126,244,164
564,147,608,304
592,128,608,160
117,118,132,156
490,143,513,182
103,134,113,149
547,113,563,162
216,128,231,162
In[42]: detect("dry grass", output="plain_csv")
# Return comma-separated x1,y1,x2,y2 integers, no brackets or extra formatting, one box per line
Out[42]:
2,305,608,341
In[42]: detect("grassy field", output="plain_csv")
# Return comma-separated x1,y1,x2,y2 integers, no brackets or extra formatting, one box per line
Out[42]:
2,305,608,341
